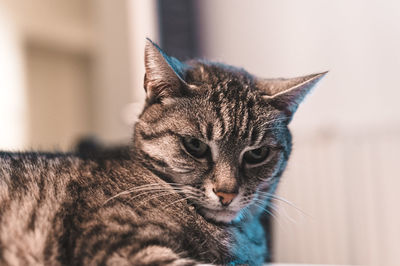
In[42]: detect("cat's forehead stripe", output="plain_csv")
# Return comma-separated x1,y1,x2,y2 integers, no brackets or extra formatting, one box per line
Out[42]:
212,96,253,142
206,123,213,141
208,141,219,161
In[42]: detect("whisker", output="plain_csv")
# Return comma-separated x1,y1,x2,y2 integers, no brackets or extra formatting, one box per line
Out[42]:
104,186,174,204
128,189,176,202
257,191,310,217
133,191,179,210
262,126,288,131
262,118,288,126
269,201,298,224
240,194,301,225
129,187,202,204
251,201,280,224
163,196,196,209
170,168,195,174
251,201,288,233
104,182,204,204
241,201,284,231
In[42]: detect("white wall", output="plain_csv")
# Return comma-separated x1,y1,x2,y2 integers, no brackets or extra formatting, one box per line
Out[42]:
0,0,95,150
0,3,26,150
197,0,400,265
125,0,159,125
0,0,159,150
197,0,400,135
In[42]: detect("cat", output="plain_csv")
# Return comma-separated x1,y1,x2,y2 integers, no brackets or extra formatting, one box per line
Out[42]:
0,39,325,265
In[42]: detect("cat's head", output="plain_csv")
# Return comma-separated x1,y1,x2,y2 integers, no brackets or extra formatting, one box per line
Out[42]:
134,39,326,223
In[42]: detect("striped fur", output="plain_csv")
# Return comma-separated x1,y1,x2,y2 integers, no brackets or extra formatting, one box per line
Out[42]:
0,40,324,265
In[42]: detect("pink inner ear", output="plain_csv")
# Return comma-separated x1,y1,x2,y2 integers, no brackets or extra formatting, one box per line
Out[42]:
144,39,189,101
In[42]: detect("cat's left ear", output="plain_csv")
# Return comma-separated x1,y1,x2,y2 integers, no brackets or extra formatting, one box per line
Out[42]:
257,72,327,119
144,38,189,103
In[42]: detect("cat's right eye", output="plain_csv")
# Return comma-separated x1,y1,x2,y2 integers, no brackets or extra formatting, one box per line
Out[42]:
182,137,209,158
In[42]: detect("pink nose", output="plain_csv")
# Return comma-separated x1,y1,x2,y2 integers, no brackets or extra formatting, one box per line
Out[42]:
214,191,237,206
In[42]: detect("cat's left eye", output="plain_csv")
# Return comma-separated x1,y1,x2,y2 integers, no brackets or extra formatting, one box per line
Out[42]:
182,137,209,158
243,146,270,165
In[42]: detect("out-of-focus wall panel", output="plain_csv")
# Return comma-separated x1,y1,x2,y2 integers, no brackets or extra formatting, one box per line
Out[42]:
91,0,133,143
0,0,96,150
274,130,400,265
2,0,94,53
0,0,159,149
0,3,26,150
126,0,159,121
26,45,92,150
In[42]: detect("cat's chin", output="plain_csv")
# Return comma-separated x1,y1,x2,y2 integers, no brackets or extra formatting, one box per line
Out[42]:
198,207,238,224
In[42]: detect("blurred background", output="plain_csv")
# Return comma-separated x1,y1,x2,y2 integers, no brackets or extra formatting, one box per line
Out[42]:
0,0,399,265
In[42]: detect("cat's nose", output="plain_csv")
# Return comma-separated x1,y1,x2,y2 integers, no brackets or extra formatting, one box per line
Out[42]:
213,189,237,206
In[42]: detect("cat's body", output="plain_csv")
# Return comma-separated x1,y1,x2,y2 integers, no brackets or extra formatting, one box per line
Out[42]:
0,40,325,265
0,150,264,265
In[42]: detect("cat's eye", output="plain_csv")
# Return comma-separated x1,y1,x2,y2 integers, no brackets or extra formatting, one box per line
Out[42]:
182,137,209,158
243,146,270,165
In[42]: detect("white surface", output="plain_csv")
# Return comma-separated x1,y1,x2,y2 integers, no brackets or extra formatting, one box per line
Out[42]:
266,264,349,266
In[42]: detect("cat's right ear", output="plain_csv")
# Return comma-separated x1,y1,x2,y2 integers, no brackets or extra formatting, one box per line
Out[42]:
257,72,327,120
144,39,189,103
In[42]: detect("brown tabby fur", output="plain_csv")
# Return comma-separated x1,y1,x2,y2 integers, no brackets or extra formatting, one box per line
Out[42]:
0,39,325,265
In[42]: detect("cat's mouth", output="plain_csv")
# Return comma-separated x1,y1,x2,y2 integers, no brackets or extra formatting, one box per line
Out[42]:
198,206,239,224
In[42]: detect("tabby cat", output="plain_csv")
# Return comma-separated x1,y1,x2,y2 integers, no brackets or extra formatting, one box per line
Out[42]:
0,39,325,265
